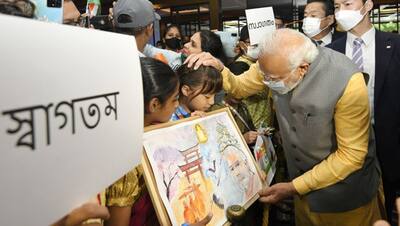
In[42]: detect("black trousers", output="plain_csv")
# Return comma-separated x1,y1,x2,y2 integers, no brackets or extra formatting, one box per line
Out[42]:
383,178,400,225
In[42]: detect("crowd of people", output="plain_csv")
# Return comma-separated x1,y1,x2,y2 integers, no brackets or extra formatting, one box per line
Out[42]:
1,0,399,225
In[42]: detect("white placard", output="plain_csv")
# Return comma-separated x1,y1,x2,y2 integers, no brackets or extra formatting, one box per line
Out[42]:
245,7,276,45
0,15,143,226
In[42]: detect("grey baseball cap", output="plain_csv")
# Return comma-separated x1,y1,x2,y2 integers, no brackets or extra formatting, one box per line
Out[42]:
113,0,161,28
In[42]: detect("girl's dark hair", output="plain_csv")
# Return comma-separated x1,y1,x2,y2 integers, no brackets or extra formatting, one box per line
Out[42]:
199,30,227,65
163,24,182,39
176,64,223,100
140,57,179,113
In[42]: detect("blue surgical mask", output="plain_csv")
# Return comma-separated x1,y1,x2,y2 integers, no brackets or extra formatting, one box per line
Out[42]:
263,71,303,95
264,80,291,94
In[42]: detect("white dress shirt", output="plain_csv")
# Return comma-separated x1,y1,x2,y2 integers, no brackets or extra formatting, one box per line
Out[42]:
345,27,376,124
319,30,333,46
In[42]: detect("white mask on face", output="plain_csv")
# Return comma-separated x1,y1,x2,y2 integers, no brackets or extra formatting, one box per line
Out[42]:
246,45,260,60
263,71,303,95
335,1,369,31
302,17,329,38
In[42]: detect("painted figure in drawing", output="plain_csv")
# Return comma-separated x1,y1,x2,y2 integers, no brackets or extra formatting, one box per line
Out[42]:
143,112,262,226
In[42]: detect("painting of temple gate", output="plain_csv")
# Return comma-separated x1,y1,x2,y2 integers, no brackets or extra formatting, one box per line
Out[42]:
143,110,263,226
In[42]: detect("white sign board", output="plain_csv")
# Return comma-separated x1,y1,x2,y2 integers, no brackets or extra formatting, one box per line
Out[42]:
0,15,143,226
245,7,276,45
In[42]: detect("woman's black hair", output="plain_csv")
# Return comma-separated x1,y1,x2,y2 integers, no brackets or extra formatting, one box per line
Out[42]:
163,24,182,39
239,25,249,42
176,64,223,101
229,25,250,60
159,24,183,49
231,25,249,61
199,30,228,65
140,57,179,113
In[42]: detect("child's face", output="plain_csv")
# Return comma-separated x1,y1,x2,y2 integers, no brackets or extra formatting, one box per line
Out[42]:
188,93,215,112
151,85,180,124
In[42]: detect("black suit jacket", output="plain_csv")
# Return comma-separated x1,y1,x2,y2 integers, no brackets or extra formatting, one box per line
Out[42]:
328,31,400,182
332,30,346,42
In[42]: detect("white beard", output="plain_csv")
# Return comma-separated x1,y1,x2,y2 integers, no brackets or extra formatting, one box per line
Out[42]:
237,173,250,193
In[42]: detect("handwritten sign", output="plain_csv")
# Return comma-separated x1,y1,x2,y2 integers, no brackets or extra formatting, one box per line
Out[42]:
245,7,276,45
0,15,143,226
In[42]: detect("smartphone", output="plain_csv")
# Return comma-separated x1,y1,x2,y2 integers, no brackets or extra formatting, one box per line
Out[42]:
31,0,63,23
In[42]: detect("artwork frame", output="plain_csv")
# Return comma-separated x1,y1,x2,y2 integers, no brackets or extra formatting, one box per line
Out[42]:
142,108,264,226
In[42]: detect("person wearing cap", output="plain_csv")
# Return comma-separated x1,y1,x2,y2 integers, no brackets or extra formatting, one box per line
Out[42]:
113,0,182,69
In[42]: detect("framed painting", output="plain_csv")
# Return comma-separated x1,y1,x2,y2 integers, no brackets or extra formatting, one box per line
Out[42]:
142,108,264,226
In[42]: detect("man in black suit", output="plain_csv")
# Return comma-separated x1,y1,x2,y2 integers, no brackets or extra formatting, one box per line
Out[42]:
302,0,345,46
329,0,400,224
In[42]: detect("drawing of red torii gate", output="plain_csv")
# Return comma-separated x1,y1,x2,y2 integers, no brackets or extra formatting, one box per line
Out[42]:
178,143,204,183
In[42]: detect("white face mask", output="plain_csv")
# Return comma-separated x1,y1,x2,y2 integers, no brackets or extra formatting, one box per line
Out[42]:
335,2,368,31
302,17,329,38
263,71,303,95
246,45,260,60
